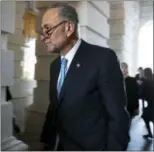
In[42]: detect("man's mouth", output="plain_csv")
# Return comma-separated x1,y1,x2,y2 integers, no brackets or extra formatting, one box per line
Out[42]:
45,42,51,46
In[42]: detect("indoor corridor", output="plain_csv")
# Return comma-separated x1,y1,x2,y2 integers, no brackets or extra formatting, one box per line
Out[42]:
1,1,153,151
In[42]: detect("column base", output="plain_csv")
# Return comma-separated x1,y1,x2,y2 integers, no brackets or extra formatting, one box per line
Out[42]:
17,109,45,150
1,136,28,151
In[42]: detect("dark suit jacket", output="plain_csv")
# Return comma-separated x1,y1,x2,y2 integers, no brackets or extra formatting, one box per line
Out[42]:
40,40,130,150
125,76,139,117
141,80,154,121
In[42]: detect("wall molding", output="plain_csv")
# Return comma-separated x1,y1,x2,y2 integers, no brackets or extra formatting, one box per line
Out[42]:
80,25,108,40
89,1,108,19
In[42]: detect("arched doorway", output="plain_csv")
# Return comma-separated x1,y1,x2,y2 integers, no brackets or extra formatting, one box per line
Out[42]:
137,21,153,70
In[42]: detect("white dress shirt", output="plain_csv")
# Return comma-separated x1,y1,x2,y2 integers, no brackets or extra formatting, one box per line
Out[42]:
61,39,81,71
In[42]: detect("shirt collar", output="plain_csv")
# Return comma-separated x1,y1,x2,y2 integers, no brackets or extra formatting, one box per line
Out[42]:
61,39,82,68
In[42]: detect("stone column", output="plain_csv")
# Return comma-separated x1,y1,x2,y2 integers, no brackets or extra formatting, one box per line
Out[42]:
140,1,153,27
77,1,110,47
137,1,153,69
8,1,36,133
124,1,140,74
108,2,125,61
1,1,28,150
19,5,59,150
108,1,140,75
21,1,110,150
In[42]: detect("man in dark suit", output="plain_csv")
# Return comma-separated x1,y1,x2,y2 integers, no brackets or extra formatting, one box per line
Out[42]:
121,62,139,118
40,3,130,151
135,67,144,81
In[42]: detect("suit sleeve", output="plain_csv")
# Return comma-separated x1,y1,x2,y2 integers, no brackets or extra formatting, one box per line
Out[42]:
40,64,57,148
97,50,130,150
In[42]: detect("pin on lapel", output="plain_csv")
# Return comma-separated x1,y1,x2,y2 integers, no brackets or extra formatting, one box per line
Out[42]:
76,62,80,68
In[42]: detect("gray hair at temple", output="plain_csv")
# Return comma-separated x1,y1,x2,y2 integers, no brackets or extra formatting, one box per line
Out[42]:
49,3,79,33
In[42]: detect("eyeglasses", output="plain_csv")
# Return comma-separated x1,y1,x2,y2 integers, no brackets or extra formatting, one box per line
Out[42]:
39,21,67,41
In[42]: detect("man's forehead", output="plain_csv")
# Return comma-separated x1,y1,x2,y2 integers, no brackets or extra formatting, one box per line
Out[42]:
41,8,60,27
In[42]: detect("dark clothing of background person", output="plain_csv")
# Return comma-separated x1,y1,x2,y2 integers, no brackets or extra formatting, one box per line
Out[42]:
40,40,130,151
135,74,144,98
135,74,140,80
6,86,20,134
141,80,154,138
135,74,144,81
135,74,144,85
125,76,139,118
6,86,12,101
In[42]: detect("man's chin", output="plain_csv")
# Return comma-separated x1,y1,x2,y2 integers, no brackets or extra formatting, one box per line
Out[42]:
48,48,60,54
47,48,54,53
46,45,55,53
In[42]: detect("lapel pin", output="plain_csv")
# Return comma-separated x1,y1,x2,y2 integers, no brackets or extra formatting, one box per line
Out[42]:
76,63,80,68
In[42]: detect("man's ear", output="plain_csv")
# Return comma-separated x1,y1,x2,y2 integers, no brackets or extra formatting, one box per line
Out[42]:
66,22,75,37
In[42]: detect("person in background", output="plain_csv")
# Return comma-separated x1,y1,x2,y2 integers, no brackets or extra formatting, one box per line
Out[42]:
121,62,139,118
135,67,144,97
135,67,144,81
144,68,153,80
39,3,130,151
141,68,153,139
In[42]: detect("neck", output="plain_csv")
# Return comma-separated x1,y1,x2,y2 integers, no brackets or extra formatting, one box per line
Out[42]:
61,37,79,56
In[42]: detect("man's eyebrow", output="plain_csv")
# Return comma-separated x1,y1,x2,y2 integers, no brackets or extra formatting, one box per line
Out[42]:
41,24,51,29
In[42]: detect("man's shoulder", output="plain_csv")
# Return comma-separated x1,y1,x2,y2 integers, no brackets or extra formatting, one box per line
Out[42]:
85,40,114,53
83,40,117,59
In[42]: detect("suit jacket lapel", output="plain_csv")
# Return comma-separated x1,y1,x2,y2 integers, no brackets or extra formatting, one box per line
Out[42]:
59,40,86,102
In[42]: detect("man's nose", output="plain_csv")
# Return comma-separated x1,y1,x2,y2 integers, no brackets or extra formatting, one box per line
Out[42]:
40,34,45,41
40,35,50,44
40,32,49,42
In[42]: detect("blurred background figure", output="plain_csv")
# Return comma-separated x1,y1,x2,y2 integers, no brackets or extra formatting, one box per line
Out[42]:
121,62,139,118
135,67,145,111
140,68,154,139
144,68,153,80
135,67,144,81
6,86,20,134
